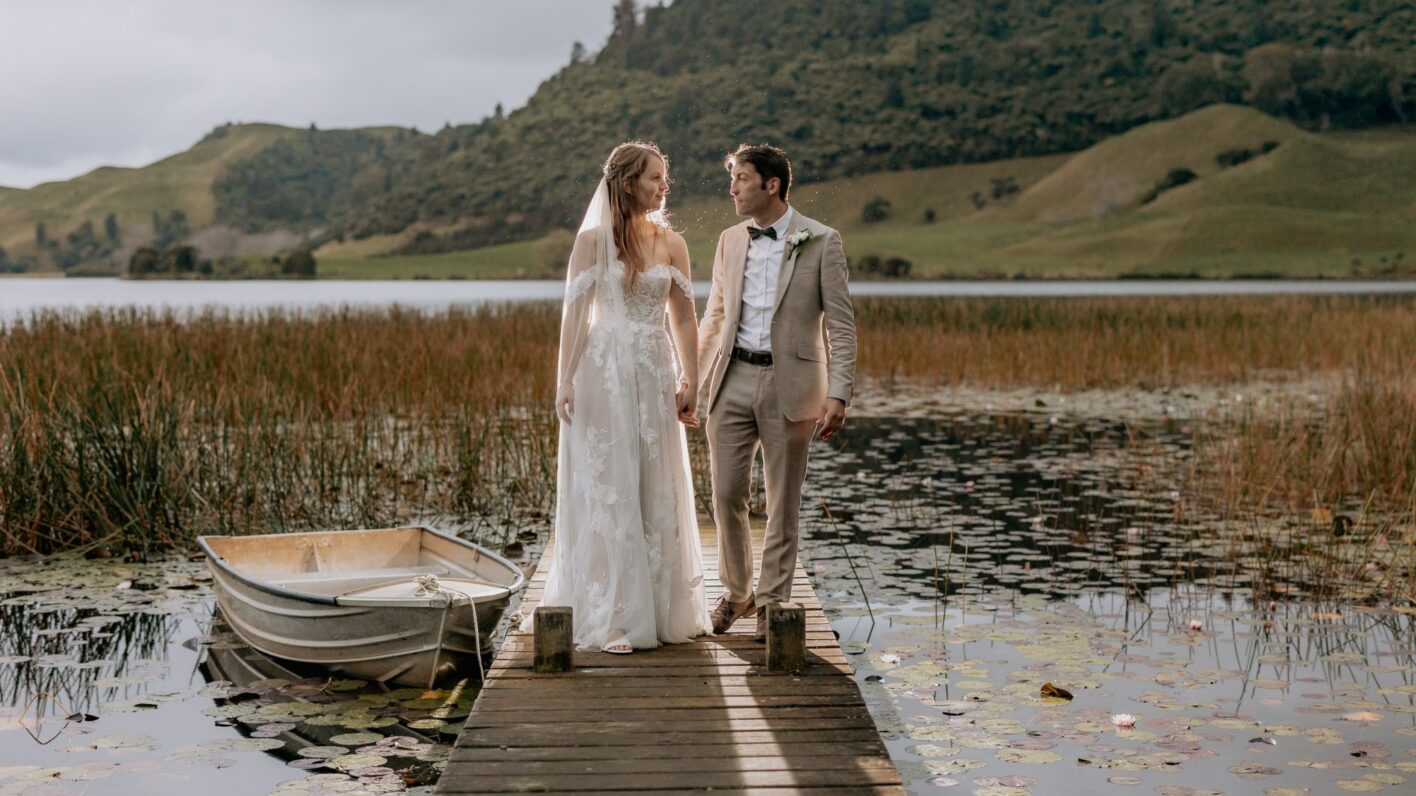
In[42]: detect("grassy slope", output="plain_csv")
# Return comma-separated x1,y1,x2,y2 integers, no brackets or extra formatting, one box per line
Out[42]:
0,124,300,264
997,109,1416,276
6,106,1414,279
333,106,1416,280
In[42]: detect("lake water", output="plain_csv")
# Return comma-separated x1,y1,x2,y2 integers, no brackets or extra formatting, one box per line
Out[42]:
2,410,1411,795
2,278,1415,321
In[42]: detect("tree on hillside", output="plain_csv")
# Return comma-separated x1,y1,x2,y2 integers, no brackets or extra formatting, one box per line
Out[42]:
613,0,638,40
104,213,120,243
152,209,190,249
54,220,106,270
1157,61,1235,116
35,221,47,248
128,247,160,277
570,40,587,64
1149,0,1176,48
280,249,316,277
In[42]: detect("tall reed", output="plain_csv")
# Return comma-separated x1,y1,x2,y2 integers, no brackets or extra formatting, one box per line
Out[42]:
2,295,1411,557
0,305,561,555
854,294,1416,388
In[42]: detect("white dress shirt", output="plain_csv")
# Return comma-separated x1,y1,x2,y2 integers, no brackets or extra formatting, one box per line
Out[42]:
734,206,793,354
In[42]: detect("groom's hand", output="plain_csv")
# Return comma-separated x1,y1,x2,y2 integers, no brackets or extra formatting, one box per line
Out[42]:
818,398,848,441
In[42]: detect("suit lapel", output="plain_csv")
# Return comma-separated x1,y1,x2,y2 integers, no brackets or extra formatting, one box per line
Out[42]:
772,211,805,313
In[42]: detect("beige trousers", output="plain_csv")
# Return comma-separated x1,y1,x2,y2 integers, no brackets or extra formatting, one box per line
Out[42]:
707,359,817,608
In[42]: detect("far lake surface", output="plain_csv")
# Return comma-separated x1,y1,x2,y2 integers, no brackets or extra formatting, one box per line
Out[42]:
2,277,1415,320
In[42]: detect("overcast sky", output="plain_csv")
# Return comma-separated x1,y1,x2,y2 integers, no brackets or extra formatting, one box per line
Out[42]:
0,1,618,189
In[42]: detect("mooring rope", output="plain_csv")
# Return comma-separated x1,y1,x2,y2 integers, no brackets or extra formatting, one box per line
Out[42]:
413,574,485,688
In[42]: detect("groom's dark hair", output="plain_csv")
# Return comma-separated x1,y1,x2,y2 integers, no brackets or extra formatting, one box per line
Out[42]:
725,144,792,202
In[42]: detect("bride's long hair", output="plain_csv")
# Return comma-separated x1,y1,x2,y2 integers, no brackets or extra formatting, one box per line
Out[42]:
603,141,670,291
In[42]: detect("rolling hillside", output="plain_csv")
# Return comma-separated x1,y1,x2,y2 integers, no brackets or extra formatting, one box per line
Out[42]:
321,105,1416,279
1,0,1412,276
0,124,300,267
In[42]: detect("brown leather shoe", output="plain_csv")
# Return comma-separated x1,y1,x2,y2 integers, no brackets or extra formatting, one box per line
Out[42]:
754,610,768,643
711,594,756,634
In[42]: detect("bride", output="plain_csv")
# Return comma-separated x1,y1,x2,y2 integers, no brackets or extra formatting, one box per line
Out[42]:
531,141,709,653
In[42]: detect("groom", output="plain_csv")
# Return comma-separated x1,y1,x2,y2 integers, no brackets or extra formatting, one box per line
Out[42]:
697,143,856,642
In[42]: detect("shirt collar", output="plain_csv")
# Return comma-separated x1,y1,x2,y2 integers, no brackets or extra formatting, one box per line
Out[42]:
759,206,793,239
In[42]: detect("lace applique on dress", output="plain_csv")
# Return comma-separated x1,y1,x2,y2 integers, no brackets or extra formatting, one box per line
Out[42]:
531,259,710,651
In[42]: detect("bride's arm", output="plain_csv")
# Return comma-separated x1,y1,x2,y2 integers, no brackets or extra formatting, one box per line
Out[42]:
665,234,699,413
555,230,598,423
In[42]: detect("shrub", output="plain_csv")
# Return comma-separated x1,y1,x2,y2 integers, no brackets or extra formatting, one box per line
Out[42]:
990,176,1020,201
281,250,317,278
1216,148,1256,168
1141,168,1198,204
881,256,913,278
861,197,892,224
853,254,912,278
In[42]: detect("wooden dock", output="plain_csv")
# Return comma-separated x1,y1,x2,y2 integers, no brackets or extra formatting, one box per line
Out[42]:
436,523,903,795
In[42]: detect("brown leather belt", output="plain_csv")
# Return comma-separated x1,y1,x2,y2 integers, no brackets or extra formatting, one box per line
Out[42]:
731,346,773,366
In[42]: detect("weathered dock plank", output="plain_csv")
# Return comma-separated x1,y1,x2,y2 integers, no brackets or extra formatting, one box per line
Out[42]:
435,524,900,795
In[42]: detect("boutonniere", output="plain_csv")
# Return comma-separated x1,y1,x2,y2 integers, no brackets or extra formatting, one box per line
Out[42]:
787,229,814,259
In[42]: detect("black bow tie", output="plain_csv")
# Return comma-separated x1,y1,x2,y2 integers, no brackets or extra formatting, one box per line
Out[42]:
747,225,778,241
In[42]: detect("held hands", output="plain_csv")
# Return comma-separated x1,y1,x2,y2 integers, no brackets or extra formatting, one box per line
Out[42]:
675,380,700,428
555,383,575,425
817,397,848,441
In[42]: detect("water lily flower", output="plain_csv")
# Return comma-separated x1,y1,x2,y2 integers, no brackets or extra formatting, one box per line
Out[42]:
1111,713,1137,728
1188,619,1203,632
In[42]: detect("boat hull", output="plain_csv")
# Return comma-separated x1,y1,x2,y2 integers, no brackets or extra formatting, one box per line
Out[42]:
199,526,523,688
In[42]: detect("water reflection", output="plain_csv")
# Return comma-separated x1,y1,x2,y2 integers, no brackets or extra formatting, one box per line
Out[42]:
2,411,1411,795
831,591,1416,794
802,414,1387,603
799,413,1414,794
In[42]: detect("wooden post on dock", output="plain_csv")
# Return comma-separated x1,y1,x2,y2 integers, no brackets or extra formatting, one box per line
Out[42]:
765,602,806,672
532,606,572,673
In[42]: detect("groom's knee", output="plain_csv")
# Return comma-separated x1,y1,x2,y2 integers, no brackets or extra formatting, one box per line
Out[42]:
713,477,751,511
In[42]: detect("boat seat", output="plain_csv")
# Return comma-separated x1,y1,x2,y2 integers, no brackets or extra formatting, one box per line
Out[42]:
274,564,449,591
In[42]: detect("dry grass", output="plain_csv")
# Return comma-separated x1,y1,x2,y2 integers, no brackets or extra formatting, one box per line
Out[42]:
1,294,1411,558
0,305,562,555
855,294,1416,389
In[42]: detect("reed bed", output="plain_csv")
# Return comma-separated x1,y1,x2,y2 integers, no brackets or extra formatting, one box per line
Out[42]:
0,305,562,556
854,294,1416,388
1,294,1411,558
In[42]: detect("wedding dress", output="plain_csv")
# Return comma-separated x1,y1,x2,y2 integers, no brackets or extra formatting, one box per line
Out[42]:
528,179,709,651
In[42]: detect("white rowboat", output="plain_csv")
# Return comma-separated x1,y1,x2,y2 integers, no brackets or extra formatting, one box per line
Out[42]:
198,526,525,688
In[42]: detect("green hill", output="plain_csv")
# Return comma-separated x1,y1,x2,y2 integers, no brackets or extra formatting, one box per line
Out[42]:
2,1,1413,275
322,105,1416,280
0,124,301,269
332,0,1413,253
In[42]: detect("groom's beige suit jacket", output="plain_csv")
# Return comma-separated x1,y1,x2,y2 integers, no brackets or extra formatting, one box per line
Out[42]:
698,211,856,421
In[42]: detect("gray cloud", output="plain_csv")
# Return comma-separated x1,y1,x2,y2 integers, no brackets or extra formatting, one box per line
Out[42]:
0,0,614,188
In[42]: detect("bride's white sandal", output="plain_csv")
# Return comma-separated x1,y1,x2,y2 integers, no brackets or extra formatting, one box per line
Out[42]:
602,631,633,655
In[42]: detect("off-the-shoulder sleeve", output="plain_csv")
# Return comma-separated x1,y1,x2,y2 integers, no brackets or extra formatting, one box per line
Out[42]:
667,268,694,299
565,267,597,304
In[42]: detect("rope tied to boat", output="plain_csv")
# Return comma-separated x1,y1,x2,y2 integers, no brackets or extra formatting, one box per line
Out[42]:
410,574,486,688
412,574,443,597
